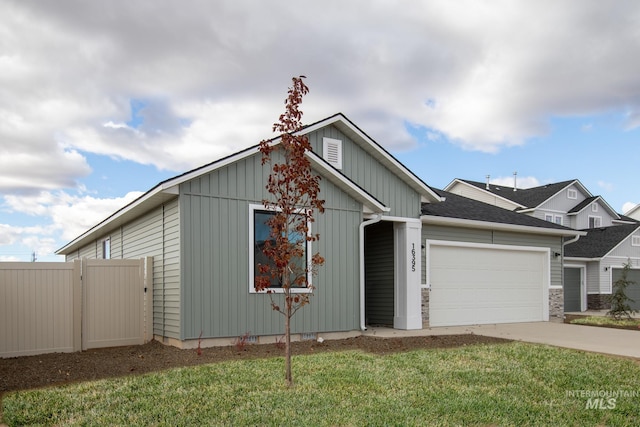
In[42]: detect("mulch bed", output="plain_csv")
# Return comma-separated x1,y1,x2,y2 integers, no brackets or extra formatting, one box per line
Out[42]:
1,334,510,393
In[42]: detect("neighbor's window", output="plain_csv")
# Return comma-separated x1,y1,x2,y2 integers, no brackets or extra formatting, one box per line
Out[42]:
554,215,563,225
102,238,111,259
567,189,577,199
632,235,640,247
588,216,602,228
249,204,311,293
545,214,553,222
592,203,598,212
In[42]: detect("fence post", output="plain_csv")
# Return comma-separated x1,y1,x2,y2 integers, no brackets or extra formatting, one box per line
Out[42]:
144,257,154,343
72,260,82,352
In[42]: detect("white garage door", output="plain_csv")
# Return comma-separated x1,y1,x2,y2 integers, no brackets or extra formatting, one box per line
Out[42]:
428,241,549,327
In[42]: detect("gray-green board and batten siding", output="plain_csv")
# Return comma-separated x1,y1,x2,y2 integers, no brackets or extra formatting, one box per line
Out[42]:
179,150,363,339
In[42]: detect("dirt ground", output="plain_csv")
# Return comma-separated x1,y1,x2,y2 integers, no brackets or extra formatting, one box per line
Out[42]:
0,334,510,393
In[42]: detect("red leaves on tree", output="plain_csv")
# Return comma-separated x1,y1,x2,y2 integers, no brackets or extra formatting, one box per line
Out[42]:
255,76,325,387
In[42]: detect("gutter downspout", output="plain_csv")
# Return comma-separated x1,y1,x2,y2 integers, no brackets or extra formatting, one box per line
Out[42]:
359,214,383,331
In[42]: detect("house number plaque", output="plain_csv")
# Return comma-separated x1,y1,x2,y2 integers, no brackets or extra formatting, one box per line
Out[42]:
411,243,416,272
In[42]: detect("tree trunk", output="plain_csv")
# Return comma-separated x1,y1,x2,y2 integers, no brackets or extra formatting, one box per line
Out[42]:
285,295,293,387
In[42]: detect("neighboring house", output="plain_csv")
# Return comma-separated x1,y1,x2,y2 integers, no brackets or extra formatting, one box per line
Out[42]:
564,223,640,311
445,178,640,312
626,203,640,222
57,114,581,348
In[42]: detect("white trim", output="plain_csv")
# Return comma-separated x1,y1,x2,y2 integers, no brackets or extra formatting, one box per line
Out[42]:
305,151,388,213
592,203,598,212
588,216,602,228
632,235,640,247
322,137,342,170
421,215,585,238
248,204,313,294
567,189,578,199
319,114,442,202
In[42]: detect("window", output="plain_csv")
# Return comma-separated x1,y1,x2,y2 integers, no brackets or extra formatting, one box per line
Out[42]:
567,189,577,199
592,203,598,212
322,137,343,170
588,216,601,228
102,238,111,259
545,214,562,225
632,235,640,247
249,204,312,293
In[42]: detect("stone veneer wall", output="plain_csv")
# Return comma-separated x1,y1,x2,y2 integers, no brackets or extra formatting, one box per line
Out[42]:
587,294,611,310
549,288,564,319
421,288,429,327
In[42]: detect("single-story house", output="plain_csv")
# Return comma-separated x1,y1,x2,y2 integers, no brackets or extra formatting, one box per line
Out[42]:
57,113,582,348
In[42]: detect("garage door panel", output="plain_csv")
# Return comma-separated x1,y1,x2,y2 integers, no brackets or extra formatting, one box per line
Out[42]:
429,243,548,327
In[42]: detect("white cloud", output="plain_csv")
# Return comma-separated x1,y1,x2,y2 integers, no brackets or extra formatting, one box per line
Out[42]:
597,181,614,192
2,0,640,195
3,190,143,242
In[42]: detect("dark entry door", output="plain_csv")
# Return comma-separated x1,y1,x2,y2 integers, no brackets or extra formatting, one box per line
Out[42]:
364,221,394,327
564,267,581,312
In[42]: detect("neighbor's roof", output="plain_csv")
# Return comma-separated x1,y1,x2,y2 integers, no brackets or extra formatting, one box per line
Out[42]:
564,223,640,259
453,178,583,210
421,189,584,237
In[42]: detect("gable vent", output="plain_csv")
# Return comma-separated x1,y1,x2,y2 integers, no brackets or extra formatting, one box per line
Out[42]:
323,137,342,170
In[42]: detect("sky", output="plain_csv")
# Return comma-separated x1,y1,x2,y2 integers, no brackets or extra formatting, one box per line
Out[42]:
1,0,640,262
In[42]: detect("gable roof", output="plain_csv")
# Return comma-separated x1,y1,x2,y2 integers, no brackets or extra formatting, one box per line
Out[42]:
308,114,442,203
566,195,620,220
625,203,640,217
565,224,640,259
57,113,433,255
449,178,591,211
421,189,584,237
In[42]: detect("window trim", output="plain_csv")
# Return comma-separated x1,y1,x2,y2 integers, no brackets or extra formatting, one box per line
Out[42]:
588,216,602,229
567,189,577,199
632,235,640,247
592,203,598,212
544,214,562,225
248,204,313,294
101,238,111,259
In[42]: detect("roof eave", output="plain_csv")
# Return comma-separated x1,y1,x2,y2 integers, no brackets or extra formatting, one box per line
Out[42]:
320,114,442,203
56,185,179,255
420,214,586,238
306,151,389,213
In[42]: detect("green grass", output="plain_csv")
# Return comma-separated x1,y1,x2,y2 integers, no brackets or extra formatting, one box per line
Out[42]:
3,342,640,426
570,316,640,328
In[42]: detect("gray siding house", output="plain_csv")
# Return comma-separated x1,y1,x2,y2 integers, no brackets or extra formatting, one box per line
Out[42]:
445,178,640,312
58,114,581,348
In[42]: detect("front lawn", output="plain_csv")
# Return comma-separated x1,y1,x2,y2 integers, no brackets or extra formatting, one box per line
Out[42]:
570,316,640,330
3,342,640,426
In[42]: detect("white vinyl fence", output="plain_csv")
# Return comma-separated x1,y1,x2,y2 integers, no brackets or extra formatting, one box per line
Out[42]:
0,258,152,358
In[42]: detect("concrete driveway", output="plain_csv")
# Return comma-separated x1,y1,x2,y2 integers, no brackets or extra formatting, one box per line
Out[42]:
364,322,640,359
